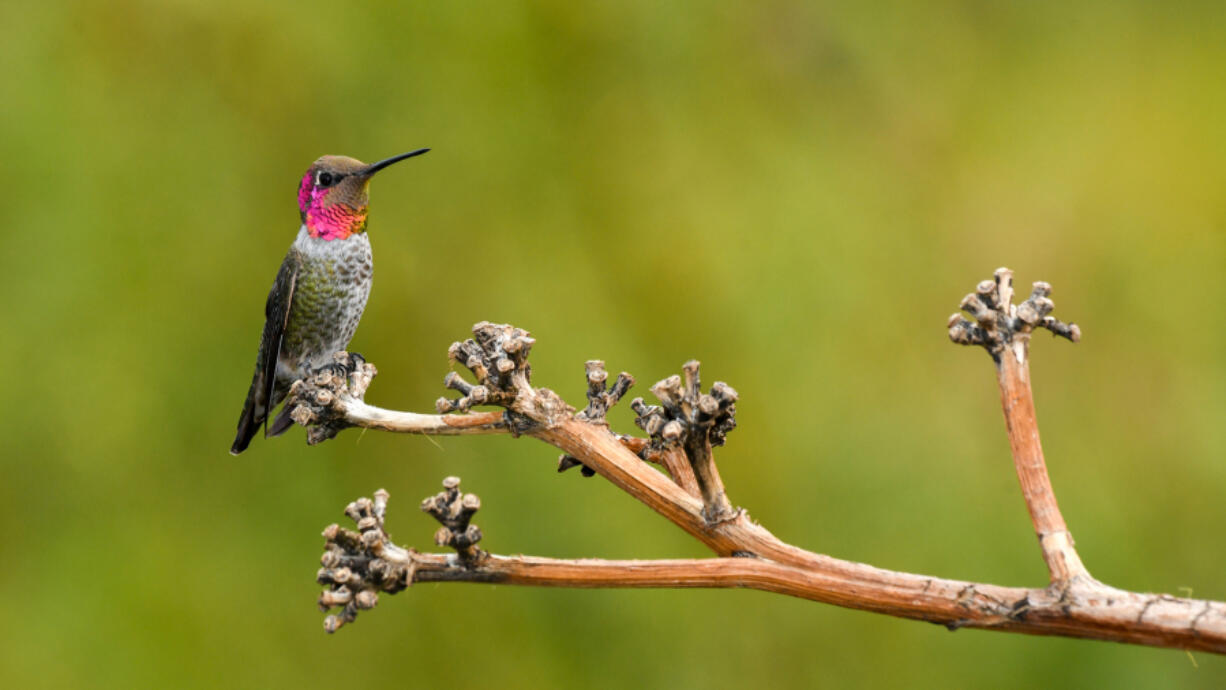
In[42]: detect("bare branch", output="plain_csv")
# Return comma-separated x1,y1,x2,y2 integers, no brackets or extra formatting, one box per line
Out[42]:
630,360,739,522
297,294,1226,654
316,489,407,633
317,487,1226,653
650,445,702,499
288,351,508,442
949,268,1089,584
435,322,540,416
559,360,636,478
420,477,485,566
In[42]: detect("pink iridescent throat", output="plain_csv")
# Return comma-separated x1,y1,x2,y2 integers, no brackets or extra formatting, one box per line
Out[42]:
298,173,367,241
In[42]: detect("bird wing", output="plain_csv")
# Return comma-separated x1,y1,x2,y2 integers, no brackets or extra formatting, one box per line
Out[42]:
230,248,300,454
261,252,298,436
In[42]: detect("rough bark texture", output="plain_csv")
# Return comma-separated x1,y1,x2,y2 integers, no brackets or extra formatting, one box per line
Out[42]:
293,281,1226,654
997,350,1090,584
319,486,1226,651
949,268,1089,585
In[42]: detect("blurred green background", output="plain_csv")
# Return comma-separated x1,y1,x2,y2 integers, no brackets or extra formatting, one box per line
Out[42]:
3,0,1224,687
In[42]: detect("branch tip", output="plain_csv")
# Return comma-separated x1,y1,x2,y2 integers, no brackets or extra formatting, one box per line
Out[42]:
635,360,739,521
292,306,1226,654
950,268,1090,585
317,488,415,633
947,268,1081,359
437,322,536,414
576,360,636,424
421,476,486,566
552,359,639,477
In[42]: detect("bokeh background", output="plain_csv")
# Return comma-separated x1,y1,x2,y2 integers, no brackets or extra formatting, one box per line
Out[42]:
3,1,1224,687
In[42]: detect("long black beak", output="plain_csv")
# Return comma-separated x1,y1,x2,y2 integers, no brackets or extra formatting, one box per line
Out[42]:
361,148,430,176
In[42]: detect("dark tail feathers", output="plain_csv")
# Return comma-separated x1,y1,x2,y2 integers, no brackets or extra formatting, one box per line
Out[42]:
266,403,296,438
230,373,287,455
230,396,262,455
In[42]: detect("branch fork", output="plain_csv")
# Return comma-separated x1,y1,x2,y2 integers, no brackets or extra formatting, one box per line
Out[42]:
316,478,494,632
295,271,1226,654
558,360,635,477
630,361,739,522
434,321,575,436
316,489,408,633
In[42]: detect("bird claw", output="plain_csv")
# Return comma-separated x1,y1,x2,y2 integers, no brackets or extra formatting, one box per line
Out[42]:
288,352,379,444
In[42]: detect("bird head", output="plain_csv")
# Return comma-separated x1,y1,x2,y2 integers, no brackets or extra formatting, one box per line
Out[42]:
297,149,429,241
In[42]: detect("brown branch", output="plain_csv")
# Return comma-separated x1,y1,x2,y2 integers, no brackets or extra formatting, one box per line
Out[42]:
557,360,636,478
624,360,738,521
949,268,1088,584
653,446,701,499
337,401,506,436
318,486,1226,653
288,352,507,443
294,299,1226,654
420,476,486,566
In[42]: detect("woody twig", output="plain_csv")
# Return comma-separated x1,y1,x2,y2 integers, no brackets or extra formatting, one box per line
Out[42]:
948,267,1088,585
296,280,1226,654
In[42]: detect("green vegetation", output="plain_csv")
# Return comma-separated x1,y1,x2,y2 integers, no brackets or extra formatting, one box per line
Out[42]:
2,1,1223,687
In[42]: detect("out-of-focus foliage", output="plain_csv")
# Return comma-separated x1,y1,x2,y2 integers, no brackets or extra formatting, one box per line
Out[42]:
2,1,1223,687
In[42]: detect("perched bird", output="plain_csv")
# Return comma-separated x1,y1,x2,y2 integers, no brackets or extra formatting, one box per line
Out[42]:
230,150,429,455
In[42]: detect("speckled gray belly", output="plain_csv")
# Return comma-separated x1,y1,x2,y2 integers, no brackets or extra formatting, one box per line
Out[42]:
280,227,372,377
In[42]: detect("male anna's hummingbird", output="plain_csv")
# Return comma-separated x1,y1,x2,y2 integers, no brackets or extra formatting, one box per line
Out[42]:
230,149,429,455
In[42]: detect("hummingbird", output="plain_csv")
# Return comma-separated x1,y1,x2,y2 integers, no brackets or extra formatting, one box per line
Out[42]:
230,149,429,455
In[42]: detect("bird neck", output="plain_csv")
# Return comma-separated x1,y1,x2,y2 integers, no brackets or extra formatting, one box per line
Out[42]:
298,173,368,241
305,203,367,241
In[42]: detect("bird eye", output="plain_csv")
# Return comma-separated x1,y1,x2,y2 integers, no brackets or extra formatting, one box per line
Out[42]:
317,171,334,187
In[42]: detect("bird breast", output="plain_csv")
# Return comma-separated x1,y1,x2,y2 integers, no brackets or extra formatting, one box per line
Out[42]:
283,226,373,370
